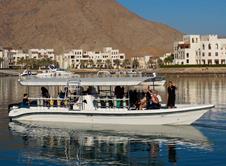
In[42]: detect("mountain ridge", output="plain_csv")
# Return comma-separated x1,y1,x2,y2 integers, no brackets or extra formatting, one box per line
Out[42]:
0,0,183,57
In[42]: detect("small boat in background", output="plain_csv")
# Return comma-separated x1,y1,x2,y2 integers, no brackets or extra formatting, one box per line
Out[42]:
142,73,166,86
36,64,76,78
36,68,75,78
20,70,37,77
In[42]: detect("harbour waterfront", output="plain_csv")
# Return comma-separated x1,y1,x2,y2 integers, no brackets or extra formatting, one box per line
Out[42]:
0,76,226,165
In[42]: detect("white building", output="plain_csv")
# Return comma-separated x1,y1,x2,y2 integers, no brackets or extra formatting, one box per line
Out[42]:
58,47,126,69
0,48,56,68
131,55,154,69
28,49,55,60
174,35,226,65
0,47,14,68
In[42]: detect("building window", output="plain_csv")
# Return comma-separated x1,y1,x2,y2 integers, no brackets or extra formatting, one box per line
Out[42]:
208,59,212,64
215,60,219,64
186,59,189,64
202,52,205,57
186,53,189,58
208,44,211,50
202,60,205,64
215,52,218,56
202,44,205,50
216,44,219,49
192,38,194,43
208,52,211,56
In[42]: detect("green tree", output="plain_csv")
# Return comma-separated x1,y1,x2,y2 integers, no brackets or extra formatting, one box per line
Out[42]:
17,57,58,69
132,59,139,69
147,57,154,68
157,58,164,67
96,60,102,69
113,59,121,69
88,59,94,68
164,54,174,65
105,59,112,69
80,60,86,69
122,59,131,69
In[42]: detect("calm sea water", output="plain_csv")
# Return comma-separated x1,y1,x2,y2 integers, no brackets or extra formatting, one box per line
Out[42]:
0,76,226,166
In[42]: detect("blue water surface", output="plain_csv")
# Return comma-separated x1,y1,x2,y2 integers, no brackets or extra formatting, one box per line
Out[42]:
0,76,226,166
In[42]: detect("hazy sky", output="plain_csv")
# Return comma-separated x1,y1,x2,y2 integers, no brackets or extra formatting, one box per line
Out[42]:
117,0,226,35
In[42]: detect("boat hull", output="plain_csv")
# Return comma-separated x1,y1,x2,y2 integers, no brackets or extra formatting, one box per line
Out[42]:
9,104,214,125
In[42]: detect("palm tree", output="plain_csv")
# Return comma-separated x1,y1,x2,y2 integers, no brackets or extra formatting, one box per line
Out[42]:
157,58,164,67
113,59,121,69
80,60,86,69
164,54,174,65
105,59,112,69
132,59,139,69
88,59,94,68
122,59,131,69
96,60,102,69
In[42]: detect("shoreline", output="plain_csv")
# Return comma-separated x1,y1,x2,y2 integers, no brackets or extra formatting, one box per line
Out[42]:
153,67,226,75
2,67,226,76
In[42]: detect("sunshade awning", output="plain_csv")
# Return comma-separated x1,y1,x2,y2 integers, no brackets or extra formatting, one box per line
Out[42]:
19,76,154,86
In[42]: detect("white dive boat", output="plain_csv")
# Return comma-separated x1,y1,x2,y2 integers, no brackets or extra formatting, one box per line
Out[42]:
8,76,214,125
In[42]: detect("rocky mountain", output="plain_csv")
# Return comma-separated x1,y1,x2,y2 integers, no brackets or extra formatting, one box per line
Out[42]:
0,0,183,57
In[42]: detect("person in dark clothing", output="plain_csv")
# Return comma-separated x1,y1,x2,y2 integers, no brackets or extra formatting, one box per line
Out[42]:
146,88,152,109
167,81,177,108
168,144,177,164
114,86,121,98
41,87,50,98
21,93,29,108
41,87,50,106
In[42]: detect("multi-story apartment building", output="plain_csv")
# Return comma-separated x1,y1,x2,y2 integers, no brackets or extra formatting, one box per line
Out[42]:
131,55,153,69
0,47,13,68
57,47,126,69
28,49,55,60
174,35,226,65
0,48,56,68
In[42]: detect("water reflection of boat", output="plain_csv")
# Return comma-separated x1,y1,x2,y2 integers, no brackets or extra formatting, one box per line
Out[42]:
8,122,211,165
9,121,211,148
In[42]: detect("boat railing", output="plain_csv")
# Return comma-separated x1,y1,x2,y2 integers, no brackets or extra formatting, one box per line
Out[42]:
94,97,129,108
27,97,82,109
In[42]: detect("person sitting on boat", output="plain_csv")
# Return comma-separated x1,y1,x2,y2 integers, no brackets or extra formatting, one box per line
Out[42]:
146,88,161,109
20,93,30,108
59,90,65,99
136,88,148,110
146,87,153,109
138,95,147,110
150,93,161,109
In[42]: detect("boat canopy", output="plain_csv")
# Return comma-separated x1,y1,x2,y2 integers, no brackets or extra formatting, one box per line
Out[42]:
19,76,155,86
